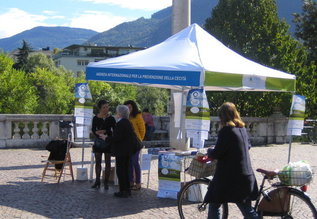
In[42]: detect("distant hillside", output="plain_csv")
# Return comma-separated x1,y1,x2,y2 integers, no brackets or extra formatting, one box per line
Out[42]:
87,0,303,48
86,0,217,47
0,0,304,52
0,26,98,52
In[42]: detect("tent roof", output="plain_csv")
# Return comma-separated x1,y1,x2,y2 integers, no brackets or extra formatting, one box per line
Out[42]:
86,24,295,92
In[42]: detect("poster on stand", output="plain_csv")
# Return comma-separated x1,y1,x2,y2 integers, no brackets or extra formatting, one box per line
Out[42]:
74,83,94,139
287,95,306,136
157,154,182,199
185,89,210,148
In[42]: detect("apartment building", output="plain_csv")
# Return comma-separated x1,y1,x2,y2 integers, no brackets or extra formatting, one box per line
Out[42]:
53,44,144,76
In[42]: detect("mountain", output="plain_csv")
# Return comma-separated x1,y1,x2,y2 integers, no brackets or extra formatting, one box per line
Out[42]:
0,26,98,52
86,0,217,47
0,0,304,52
87,0,303,48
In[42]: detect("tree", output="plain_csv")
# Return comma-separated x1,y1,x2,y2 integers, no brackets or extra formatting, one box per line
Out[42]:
24,53,57,73
13,40,32,71
29,67,75,114
0,53,14,73
136,87,169,116
294,0,317,63
293,0,317,117
0,53,38,113
204,0,312,117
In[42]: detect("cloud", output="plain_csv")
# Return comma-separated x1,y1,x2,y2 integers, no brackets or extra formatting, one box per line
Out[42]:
0,8,129,39
69,11,132,32
0,8,50,38
80,0,172,11
42,10,57,15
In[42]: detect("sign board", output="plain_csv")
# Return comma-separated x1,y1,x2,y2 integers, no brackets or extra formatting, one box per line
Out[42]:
185,89,210,148
157,154,182,199
74,83,93,139
287,95,306,136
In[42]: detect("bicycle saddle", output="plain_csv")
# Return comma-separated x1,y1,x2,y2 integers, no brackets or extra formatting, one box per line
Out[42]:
256,168,278,179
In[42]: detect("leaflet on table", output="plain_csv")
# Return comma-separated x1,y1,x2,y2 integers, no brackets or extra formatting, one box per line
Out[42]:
287,95,306,136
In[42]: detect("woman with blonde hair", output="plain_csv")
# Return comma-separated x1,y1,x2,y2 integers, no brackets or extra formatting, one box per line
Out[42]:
204,102,259,219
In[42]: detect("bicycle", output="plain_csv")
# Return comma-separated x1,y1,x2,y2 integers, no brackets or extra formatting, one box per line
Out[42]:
177,164,317,218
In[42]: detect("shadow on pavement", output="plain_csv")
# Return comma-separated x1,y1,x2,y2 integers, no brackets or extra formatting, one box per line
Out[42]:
0,180,177,219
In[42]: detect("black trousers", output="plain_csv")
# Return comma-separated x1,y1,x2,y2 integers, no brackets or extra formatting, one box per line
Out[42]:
115,155,130,192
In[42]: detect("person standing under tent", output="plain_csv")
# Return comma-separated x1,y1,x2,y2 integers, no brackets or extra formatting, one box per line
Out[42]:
204,102,259,219
91,100,116,190
124,100,145,191
142,108,156,141
100,105,135,198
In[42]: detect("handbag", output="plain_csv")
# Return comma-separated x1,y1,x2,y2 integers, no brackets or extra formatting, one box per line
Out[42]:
132,134,143,153
94,137,111,151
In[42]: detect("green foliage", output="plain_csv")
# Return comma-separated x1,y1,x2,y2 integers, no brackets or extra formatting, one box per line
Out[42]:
25,53,76,114
29,67,75,114
294,0,317,63
107,83,137,113
204,0,313,117
136,87,169,116
207,91,292,117
0,54,38,113
80,77,137,114
13,40,32,71
0,53,14,73
293,0,317,118
25,53,57,73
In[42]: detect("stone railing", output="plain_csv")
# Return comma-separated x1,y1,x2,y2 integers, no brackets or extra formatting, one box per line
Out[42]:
208,110,289,145
0,114,73,148
0,112,289,148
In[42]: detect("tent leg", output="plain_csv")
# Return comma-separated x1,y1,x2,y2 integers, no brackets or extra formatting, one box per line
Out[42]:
288,135,293,163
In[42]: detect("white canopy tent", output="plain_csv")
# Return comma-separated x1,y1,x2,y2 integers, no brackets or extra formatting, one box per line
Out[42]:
86,23,296,151
86,23,295,92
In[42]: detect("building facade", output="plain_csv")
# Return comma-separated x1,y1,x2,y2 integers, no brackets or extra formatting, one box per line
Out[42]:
52,44,144,76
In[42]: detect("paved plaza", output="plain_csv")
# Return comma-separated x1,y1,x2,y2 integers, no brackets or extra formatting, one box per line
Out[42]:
0,143,316,219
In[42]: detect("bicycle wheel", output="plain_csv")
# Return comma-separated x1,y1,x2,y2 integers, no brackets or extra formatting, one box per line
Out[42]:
177,178,228,219
282,188,317,219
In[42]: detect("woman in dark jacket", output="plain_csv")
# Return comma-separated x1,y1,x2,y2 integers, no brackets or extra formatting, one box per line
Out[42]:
91,100,116,189
205,102,259,219
100,105,136,198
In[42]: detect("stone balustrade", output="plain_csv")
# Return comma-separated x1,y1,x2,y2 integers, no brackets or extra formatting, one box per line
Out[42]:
0,111,289,148
0,114,73,148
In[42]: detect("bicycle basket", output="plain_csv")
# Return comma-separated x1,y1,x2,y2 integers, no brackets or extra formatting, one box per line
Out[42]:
277,161,313,186
186,158,217,178
278,170,313,186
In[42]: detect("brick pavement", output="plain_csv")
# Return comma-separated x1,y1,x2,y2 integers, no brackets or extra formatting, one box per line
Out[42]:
0,143,316,219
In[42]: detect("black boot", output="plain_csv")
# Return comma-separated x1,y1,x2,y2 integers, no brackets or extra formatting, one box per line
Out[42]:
91,179,101,189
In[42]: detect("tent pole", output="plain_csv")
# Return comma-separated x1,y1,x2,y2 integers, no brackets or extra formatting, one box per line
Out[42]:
287,135,292,163
180,89,190,151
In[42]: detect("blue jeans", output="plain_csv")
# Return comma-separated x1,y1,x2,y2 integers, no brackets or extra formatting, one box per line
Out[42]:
208,200,259,219
129,150,141,184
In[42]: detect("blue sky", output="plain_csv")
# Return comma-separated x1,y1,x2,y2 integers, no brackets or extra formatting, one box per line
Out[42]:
0,0,172,39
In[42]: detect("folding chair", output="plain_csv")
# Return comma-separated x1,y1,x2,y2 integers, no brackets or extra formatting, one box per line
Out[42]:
41,134,74,183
